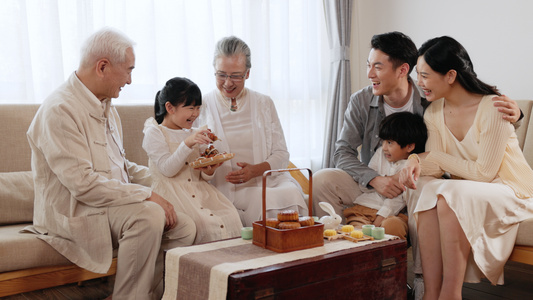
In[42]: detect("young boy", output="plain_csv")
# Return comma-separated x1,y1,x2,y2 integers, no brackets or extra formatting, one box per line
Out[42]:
343,112,427,239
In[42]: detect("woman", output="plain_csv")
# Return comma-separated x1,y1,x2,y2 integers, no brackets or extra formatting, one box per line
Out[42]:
400,36,533,299
196,36,308,226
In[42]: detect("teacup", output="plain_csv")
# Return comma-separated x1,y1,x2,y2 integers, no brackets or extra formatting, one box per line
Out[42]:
372,227,385,240
241,227,253,240
362,224,375,236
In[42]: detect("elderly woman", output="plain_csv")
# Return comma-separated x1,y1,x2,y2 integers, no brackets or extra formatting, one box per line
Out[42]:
196,36,307,227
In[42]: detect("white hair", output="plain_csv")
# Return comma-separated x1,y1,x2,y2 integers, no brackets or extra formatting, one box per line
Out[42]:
79,27,135,68
213,36,251,69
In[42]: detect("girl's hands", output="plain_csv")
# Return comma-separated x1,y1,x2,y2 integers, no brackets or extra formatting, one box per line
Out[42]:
184,129,212,148
198,162,222,176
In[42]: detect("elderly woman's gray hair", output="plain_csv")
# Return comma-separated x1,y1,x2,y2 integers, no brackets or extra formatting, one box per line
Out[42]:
79,27,135,69
212,36,251,69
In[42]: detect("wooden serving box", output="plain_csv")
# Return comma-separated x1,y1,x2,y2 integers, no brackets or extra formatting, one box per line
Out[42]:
252,168,324,252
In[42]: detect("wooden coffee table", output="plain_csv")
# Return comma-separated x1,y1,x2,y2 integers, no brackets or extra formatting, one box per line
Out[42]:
228,239,407,299
163,238,406,300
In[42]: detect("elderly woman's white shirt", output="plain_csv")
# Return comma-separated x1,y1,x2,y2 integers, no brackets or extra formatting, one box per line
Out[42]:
197,88,307,225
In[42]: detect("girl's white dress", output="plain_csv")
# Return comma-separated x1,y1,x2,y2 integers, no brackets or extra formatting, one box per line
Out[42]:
142,118,242,244
415,96,533,285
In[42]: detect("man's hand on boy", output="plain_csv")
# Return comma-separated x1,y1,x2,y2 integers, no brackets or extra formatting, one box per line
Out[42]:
492,95,521,123
369,175,403,199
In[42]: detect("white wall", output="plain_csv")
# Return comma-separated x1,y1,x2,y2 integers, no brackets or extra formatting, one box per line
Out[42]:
350,0,533,100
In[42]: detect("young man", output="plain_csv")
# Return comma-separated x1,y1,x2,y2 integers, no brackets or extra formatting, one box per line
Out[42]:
313,31,522,299
26,27,196,299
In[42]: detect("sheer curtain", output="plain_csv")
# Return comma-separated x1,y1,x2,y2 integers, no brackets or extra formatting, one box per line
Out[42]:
0,0,329,170
321,0,352,168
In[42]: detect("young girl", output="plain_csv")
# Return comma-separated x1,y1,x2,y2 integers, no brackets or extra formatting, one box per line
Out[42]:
142,77,242,244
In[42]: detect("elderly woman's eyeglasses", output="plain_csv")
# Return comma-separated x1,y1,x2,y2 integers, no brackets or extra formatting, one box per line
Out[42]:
214,72,247,83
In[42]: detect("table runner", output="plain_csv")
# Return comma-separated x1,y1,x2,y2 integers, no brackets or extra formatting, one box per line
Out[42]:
163,234,398,300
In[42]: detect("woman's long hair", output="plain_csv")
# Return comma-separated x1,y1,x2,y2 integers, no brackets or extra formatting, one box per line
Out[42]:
418,36,500,96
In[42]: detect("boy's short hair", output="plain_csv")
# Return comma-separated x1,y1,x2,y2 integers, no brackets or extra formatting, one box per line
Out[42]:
379,112,428,154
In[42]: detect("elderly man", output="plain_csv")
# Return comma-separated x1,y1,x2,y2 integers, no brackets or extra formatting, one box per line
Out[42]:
196,36,308,227
26,27,196,300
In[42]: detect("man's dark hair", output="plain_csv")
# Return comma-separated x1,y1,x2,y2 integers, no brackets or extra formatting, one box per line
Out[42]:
371,31,418,74
379,112,427,154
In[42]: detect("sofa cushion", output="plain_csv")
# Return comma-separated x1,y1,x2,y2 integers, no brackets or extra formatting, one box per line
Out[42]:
0,224,72,273
517,218,533,247
0,171,34,225
516,100,533,166
116,105,153,167
0,104,40,172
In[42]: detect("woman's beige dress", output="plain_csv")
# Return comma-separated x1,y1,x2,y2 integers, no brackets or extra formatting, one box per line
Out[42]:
415,96,533,285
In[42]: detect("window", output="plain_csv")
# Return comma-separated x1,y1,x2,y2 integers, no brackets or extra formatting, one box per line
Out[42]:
0,0,329,169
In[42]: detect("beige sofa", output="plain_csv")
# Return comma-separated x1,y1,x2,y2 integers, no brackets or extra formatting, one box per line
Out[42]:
508,100,533,264
0,102,532,296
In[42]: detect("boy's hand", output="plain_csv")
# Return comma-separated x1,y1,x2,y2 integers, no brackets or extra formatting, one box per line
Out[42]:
369,175,404,199
373,215,384,227
389,172,401,182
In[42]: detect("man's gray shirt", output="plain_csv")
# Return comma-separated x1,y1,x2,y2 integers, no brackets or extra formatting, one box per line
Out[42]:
333,79,429,188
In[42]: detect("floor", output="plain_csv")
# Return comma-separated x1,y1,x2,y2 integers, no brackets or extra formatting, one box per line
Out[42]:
2,248,533,299
406,248,533,300
462,261,533,300
0,277,114,300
